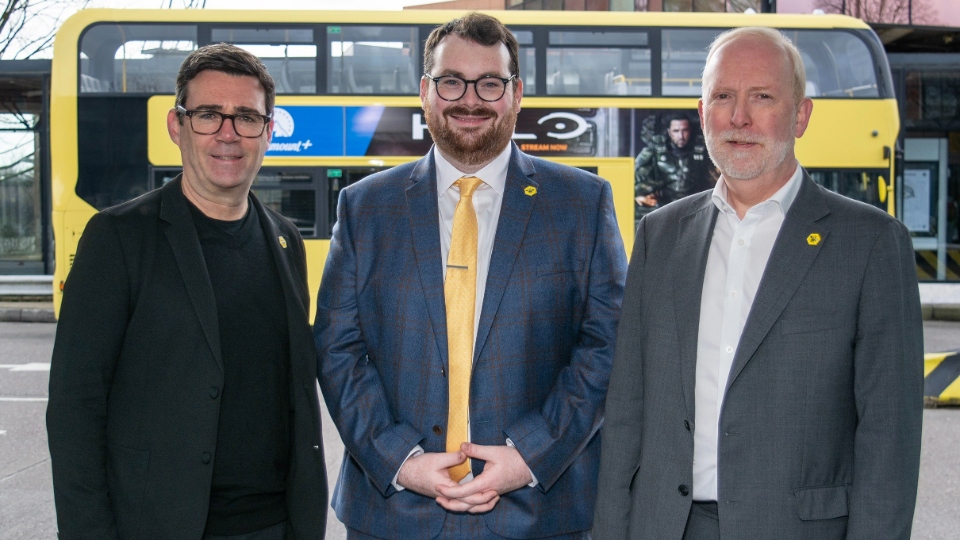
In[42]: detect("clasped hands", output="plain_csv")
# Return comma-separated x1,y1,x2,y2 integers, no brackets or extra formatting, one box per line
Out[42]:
397,442,533,513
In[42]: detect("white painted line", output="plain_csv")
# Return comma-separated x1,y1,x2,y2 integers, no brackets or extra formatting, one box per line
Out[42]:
10,363,51,372
0,430,6,435
0,363,51,372
0,397,48,402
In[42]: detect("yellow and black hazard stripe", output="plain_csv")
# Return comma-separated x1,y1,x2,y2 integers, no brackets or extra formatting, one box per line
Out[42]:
925,351,960,407
915,249,960,281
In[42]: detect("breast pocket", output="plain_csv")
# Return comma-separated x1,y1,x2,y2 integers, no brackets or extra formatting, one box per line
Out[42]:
532,261,585,314
536,261,585,277
780,313,838,335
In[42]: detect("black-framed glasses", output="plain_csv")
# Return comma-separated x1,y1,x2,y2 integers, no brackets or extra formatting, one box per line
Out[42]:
424,74,517,102
176,105,272,138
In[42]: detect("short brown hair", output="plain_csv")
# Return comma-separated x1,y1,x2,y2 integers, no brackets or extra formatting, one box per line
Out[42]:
175,43,276,116
423,12,519,82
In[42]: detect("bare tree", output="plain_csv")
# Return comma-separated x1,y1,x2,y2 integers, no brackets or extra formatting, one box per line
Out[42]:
815,0,941,26
0,0,208,60
0,0,91,59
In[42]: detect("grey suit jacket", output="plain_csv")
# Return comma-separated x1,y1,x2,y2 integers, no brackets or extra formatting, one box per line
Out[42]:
593,172,923,540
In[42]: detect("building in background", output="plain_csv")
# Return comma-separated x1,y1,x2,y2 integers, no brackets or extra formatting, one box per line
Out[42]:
408,0,776,11
878,26,960,280
0,60,50,277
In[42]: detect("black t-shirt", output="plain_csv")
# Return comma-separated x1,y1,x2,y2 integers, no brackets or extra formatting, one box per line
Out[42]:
188,200,291,536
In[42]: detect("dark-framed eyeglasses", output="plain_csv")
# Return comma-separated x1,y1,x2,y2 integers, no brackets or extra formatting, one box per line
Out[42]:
423,74,517,102
176,105,272,138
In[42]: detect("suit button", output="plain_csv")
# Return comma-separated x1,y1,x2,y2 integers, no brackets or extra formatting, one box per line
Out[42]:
433,425,443,435
209,386,220,399
441,367,446,378
684,420,691,431
678,484,689,496
202,451,211,464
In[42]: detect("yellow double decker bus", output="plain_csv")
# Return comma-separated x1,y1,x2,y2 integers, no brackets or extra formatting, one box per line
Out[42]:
51,9,898,316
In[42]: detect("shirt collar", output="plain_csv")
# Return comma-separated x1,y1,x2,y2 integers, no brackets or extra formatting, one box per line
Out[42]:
434,144,511,197
711,163,803,217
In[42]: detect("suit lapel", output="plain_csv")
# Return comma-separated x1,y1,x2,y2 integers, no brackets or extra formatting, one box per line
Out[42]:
474,146,537,361
159,176,223,372
725,174,831,393
405,153,450,368
253,194,316,400
253,194,307,319
673,195,719,418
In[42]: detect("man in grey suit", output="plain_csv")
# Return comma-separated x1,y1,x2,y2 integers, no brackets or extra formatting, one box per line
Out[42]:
592,27,923,540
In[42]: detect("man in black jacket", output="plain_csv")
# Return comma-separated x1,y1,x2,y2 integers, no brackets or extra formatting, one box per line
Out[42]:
47,43,327,539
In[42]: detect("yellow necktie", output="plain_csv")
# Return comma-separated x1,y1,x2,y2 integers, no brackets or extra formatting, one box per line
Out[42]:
445,176,482,482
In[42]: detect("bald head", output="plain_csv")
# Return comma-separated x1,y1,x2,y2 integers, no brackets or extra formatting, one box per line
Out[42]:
703,27,806,106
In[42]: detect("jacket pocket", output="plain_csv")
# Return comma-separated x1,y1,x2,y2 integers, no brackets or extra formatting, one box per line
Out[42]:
536,261,584,277
780,313,837,335
794,484,850,520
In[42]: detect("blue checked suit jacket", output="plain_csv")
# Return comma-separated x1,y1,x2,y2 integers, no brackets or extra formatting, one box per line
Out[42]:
315,143,627,539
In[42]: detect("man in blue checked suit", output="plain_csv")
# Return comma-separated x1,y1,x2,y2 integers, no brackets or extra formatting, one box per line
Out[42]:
315,12,627,540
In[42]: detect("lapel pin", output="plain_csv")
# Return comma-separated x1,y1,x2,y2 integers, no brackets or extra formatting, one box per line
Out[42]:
524,186,537,196
806,233,821,246
279,236,288,249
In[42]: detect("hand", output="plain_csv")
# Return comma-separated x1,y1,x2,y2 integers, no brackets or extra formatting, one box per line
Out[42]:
434,443,533,514
396,451,464,498
636,194,658,207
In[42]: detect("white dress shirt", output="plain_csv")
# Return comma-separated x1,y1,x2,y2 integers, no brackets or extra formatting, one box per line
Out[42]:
435,145,509,335
692,165,803,501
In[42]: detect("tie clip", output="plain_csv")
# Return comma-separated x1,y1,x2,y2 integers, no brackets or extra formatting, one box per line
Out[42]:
447,264,469,269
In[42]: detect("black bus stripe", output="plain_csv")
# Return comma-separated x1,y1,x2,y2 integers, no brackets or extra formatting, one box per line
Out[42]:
925,354,960,398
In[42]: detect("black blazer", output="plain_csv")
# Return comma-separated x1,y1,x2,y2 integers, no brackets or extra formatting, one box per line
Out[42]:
47,177,327,539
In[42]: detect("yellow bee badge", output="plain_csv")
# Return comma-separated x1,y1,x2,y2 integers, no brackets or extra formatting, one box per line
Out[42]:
279,236,288,249
524,186,537,196
806,233,821,246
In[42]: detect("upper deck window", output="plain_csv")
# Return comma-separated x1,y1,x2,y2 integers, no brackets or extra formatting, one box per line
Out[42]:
661,28,880,98
327,25,419,95
79,24,198,94
211,27,317,94
546,30,651,96
790,30,880,98
513,30,536,95
661,28,721,96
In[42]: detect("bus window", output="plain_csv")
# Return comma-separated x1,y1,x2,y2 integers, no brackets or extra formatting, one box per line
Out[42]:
327,25,419,95
327,167,386,236
80,24,197,93
253,168,318,237
547,30,651,96
252,188,317,238
808,170,887,211
789,31,879,98
661,28,722,97
210,27,317,94
513,30,536,95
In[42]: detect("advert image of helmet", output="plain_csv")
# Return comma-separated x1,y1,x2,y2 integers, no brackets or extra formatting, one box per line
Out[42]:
635,112,718,219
